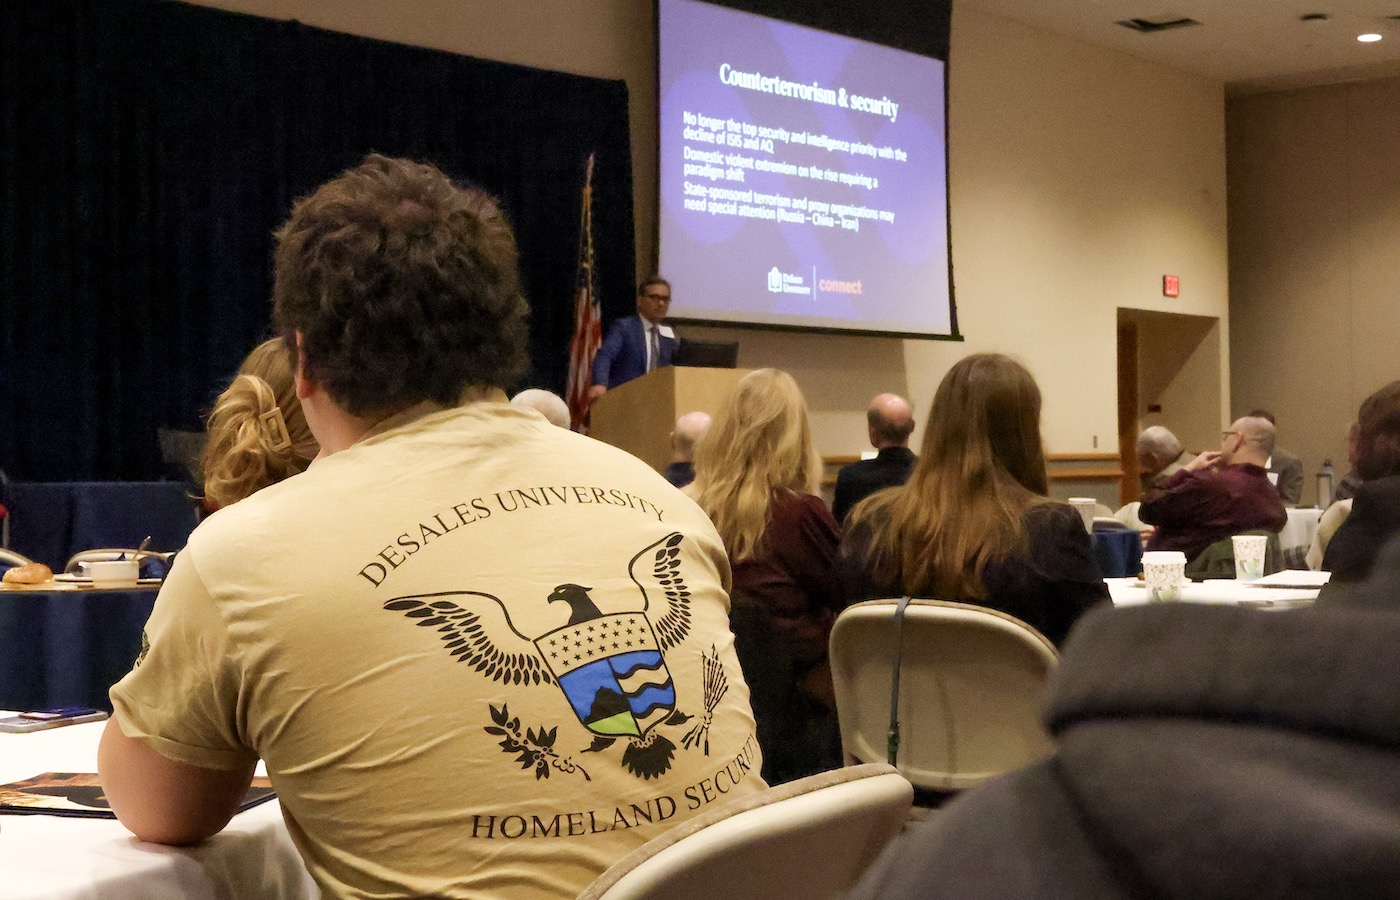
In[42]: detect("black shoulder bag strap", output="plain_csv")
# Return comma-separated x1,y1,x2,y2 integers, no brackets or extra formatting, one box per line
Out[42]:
887,595,914,765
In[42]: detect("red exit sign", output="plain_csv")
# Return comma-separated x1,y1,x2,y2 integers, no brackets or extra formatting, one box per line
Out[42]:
1163,275,1179,297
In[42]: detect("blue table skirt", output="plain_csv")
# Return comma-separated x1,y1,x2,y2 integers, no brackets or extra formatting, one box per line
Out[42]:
1091,528,1144,579
7,481,198,571
0,588,156,711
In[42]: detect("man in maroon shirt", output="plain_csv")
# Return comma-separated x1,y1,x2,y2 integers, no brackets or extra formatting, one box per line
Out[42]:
1140,416,1288,561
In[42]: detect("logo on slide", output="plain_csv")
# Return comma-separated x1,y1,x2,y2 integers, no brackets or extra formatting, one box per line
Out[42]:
765,268,812,297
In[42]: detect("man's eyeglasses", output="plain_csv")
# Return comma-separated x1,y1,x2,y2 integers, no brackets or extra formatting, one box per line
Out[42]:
642,292,671,301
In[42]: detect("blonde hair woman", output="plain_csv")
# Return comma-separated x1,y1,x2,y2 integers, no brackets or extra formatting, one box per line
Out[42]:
689,368,842,783
839,353,1107,646
200,339,318,511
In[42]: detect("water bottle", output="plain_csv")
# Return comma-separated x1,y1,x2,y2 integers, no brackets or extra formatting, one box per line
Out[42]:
1316,459,1335,509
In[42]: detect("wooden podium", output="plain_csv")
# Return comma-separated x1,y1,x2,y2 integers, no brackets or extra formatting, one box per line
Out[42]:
590,367,753,472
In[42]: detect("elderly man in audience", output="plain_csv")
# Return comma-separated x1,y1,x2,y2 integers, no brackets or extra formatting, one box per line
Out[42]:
98,155,764,899
832,393,917,523
1249,408,1304,505
1138,415,1286,562
1134,425,1192,491
664,410,710,488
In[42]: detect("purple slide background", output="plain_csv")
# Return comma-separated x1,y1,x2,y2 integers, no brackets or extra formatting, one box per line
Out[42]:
658,0,951,336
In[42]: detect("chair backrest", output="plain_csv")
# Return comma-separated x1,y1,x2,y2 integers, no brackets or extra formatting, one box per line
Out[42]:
157,427,207,484
577,763,912,900
830,600,1059,792
1183,529,1284,580
0,548,35,568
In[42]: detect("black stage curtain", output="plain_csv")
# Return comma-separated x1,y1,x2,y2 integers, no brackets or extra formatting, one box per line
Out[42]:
0,0,634,480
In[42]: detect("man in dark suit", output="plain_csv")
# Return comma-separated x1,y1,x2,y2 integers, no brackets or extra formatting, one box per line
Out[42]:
1250,408,1303,505
589,276,677,398
832,393,917,523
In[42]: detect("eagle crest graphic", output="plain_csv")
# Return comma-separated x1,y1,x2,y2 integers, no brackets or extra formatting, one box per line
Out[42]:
382,531,716,779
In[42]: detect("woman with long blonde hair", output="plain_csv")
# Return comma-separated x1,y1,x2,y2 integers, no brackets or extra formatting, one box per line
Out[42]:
689,368,842,783
200,339,318,511
839,353,1106,645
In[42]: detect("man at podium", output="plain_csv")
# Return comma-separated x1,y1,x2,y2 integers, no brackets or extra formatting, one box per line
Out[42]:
589,276,677,399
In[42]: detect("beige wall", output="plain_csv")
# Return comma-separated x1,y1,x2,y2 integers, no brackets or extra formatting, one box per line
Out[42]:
1125,309,1223,457
183,0,1230,462
1228,76,1400,505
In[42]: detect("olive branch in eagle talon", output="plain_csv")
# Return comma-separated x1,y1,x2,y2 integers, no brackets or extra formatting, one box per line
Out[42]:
383,532,700,780
484,703,591,781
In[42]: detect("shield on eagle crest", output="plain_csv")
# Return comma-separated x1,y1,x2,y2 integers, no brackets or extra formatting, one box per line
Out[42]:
536,613,676,739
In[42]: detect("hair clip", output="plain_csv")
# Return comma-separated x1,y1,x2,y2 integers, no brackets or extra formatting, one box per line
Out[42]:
258,407,293,452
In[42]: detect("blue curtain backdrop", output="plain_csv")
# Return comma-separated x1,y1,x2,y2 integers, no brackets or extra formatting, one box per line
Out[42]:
0,0,635,480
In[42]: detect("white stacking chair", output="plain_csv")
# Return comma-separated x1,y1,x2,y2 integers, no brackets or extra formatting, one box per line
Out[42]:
577,763,912,900
830,599,1059,793
0,548,34,568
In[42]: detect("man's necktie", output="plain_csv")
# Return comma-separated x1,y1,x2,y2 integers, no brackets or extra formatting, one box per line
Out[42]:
648,326,660,373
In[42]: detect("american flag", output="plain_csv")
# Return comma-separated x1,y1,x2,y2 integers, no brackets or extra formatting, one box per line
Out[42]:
566,153,602,432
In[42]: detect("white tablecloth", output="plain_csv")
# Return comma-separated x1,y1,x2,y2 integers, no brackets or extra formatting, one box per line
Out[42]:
1279,507,1324,567
0,719,316,900
1105,574,1321,608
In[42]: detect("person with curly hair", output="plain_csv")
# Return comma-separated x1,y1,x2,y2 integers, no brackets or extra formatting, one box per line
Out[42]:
200,338,318,512
688,368,843,784
101,155,763,899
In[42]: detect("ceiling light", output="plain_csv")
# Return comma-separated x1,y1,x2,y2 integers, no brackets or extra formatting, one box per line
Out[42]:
1358,33,1383,42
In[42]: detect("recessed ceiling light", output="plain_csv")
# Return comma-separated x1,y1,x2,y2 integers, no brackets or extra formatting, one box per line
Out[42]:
1358,33,1383,43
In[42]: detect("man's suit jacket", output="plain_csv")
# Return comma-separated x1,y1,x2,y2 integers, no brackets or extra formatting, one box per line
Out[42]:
1268,447,1304,505
591,315,677,389
831,446,917,523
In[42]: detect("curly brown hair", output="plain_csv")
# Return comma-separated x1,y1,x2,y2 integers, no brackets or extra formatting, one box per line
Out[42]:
272,154,529,416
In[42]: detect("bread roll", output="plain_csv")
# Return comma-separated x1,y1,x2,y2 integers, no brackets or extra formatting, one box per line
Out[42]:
3,562,54,585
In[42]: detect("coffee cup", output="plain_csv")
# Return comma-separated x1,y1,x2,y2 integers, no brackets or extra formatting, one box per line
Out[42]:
1141,550,1187,601
1232,534,1268,581
85,559,140,588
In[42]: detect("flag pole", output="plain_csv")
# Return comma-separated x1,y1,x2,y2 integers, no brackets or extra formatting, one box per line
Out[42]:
566,153,602,432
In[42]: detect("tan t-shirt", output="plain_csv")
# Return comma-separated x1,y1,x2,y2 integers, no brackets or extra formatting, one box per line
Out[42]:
111,401,764,899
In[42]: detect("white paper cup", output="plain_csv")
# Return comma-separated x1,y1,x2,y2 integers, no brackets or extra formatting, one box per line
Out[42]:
1068,498,1097,533
1232,535,1268,581
1141,550,1187,601
86,559,140,587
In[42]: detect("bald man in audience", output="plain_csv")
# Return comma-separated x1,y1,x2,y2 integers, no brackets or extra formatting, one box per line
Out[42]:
510,388,571,428
665,410,710,488
1135,425,1193,491
1139,415,1287,561
832,393,917,523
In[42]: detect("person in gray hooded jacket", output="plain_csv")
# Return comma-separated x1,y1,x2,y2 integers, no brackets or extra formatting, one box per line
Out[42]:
849,585,1400,899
